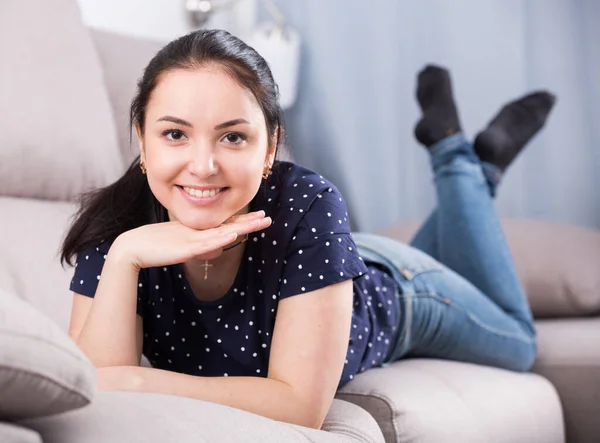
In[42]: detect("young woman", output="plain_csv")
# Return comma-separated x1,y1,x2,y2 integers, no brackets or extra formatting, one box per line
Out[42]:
62,29,555,429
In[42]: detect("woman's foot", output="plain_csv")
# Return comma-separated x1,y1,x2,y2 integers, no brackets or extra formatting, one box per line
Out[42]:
414,65,462,147
474,92,556,172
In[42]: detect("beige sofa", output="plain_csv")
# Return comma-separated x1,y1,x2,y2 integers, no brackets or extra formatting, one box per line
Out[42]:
1,1,599,442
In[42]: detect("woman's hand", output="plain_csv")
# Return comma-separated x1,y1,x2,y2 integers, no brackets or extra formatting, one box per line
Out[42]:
111,210,271,270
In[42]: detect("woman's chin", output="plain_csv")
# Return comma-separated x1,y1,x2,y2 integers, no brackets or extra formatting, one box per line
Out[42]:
176,213,230,231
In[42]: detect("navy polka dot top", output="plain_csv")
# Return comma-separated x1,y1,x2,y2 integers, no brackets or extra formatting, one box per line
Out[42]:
70,161,400,386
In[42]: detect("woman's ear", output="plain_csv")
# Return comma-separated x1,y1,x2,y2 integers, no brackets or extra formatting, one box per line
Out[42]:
268,142,276,164
265,127,280,168
265,144,276,170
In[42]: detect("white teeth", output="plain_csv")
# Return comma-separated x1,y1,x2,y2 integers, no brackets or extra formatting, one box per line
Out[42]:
183,187,221,198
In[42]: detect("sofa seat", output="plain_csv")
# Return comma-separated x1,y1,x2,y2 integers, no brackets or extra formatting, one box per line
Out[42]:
20,393,384,443
336,359,564,443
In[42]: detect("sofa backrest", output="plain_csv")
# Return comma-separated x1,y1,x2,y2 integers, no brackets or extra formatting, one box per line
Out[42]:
0,0,124,203
0,1,161,331
89,29,165,167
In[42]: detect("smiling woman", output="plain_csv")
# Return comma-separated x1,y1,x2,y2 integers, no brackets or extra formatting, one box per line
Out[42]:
139,67,272,231
58,29,542,430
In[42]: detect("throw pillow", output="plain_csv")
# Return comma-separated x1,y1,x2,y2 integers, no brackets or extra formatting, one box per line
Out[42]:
0,288,95,421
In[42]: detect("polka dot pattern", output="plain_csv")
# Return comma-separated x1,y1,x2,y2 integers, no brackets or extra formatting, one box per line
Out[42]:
69,162,400,387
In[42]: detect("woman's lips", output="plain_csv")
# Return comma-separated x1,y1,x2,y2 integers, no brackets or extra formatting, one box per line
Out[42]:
177,185,227,205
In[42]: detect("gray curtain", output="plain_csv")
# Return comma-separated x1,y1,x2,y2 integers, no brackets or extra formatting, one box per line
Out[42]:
277,0,600,232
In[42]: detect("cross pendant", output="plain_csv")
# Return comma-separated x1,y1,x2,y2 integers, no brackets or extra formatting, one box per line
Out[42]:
202,260,213,280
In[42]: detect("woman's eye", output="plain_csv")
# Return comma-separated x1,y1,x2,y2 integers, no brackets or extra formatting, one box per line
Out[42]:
162,129,186,141
222,132,247,144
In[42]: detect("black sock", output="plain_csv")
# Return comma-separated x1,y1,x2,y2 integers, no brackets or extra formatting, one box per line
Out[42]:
414,65,462,147
474,91,556,172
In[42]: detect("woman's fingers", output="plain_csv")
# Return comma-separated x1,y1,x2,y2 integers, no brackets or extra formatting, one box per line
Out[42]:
190,230,237,258
218,216,272,238
225,210,266,224
191,216,271,255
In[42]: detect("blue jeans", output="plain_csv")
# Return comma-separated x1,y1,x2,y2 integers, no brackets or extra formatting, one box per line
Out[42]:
353,133,536,372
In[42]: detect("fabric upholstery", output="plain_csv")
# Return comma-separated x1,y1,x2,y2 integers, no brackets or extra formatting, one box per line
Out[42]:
534,318,600,443
0,0,123,201
0,287,95,421
0,197,78,332
322,399,384,442
0,422,42,443
22,393,384,443
337,359,564,443
90,30,164,167
379,219,600,318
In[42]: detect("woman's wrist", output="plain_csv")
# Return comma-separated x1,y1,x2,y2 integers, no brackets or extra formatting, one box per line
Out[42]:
108,234,141,272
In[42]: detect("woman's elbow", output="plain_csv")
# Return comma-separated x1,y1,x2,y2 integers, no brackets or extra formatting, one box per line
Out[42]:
291,398,329,430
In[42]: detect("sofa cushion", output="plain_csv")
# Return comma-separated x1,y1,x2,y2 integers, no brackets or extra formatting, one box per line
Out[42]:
0,287,95,421
0,0,123,201
337,359,564,443
379,219,600,318
534,318,600,443
90,30,165,167
0,197,78,332
0,422,42,443
21,393,384,443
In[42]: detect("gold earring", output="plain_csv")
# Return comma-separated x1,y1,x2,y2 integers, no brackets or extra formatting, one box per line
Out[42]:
140,161,147,174
262,168,271,180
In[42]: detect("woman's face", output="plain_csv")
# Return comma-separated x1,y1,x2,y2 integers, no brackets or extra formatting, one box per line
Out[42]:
138,66,276,230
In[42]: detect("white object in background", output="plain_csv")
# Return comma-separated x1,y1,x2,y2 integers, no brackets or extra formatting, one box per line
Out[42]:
77,0,190,41
187,0,257,39
247,22,301,110
76,0,257,41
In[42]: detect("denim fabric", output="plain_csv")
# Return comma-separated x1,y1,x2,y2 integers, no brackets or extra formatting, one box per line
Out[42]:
353,133,536,372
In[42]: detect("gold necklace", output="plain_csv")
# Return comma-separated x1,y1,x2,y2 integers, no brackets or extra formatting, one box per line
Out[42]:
202,234,248,280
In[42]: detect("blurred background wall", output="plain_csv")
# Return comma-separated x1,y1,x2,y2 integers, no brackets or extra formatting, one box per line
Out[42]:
76,0,600,232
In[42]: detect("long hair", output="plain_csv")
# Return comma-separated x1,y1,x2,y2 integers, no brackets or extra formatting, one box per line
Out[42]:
60,29,284,266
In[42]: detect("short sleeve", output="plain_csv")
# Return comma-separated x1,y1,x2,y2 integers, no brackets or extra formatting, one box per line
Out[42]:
69,241,148,317
279,186,368,299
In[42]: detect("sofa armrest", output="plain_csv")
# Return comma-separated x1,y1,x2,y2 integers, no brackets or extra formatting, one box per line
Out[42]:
22,391,385,443
90,29,165,166
0,422,42,443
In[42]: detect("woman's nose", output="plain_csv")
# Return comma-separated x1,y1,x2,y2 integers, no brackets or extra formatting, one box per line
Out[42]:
187,145,218,178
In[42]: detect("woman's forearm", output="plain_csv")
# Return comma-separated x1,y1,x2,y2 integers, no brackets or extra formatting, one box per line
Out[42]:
103,366,323,429
76,244,141,367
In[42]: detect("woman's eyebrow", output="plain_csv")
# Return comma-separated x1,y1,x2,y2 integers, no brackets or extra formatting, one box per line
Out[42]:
156,116,193,127
214,118,250,130
155,117,250,130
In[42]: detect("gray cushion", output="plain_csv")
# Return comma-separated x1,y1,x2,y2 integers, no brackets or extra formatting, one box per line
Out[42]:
0,422,42,443
90,29,164,167
22,392,384,443
534,318,600,443
0,197,78,332
337,359,564,443
379,219,600,318
0,288,95,421
0,0,123,201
